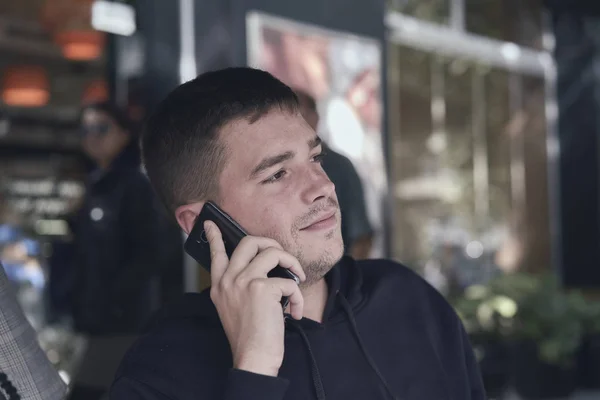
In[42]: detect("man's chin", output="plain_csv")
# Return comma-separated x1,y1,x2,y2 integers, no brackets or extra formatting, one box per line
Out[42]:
298,248,344,288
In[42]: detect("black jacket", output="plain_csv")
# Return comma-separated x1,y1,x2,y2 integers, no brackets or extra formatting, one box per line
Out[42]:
71,157,182,335
110,257,485,400
320,147,372,251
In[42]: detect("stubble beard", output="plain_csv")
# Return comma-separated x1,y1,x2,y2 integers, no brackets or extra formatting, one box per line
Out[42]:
276,228,342,289
269,197,343,288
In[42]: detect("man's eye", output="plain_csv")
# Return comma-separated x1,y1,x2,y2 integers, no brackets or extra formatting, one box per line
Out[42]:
263,170,287,184
312,151,327,163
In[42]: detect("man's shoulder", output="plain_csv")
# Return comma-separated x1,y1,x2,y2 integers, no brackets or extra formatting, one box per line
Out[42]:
115,292,230,388
355,258,452,311
133,291,225,348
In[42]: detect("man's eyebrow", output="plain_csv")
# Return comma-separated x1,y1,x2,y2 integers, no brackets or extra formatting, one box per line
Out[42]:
249,151,294,180
249,136,322,180
309,136,322,150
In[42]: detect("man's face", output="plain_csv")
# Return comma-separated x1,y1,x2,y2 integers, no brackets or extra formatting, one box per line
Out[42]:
216,110,343,286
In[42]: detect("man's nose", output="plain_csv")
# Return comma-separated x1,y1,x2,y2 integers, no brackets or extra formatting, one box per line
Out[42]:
301,168,335,204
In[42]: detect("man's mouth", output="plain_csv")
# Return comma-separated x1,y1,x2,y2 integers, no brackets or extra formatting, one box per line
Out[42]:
299,210,337,231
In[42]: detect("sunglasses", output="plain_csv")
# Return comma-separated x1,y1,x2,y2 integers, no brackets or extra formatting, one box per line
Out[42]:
81,122,112,137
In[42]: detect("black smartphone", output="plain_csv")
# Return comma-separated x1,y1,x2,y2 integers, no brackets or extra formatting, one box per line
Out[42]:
184,201,300,309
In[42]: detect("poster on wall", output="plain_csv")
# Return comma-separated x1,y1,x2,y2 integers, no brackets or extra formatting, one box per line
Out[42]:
246,11,388,257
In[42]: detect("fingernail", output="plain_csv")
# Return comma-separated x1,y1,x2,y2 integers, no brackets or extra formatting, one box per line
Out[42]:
203,221,211,233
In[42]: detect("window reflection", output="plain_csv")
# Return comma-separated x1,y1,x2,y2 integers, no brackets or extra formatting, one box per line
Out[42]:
388,0,449,25
465,0,544,49
389,44,550,296
521,76,550,272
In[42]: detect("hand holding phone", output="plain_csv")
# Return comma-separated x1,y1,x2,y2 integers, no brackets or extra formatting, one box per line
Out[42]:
203,220,305,377
184,201,301,308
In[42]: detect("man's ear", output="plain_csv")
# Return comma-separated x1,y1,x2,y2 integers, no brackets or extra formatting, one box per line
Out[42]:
175,201,205,234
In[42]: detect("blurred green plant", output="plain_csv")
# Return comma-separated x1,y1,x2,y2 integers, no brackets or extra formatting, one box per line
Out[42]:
452,272,587,367
575,293,600,335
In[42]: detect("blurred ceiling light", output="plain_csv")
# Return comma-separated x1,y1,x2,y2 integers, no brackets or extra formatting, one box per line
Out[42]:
55,31,105,61
41,0,106,61
2,66,50,107
92,0,136,36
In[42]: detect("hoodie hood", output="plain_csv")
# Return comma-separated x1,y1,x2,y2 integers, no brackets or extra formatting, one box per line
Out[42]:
144,256,396,400
148,256,364,329
114,258,485,400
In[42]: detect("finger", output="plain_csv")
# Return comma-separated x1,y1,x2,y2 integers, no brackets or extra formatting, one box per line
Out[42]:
268,278,304,320
225,235,283,278
240,247,306,283
204,220,228,285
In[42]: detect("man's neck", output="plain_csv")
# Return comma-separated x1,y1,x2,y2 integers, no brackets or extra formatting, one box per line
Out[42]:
298,278,328,323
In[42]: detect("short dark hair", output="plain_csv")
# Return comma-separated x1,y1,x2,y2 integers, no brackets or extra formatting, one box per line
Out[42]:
141,67,299,213
295,89,317,111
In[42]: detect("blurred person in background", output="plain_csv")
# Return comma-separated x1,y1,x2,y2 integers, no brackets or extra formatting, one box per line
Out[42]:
68,102,182,400
296,89,373,259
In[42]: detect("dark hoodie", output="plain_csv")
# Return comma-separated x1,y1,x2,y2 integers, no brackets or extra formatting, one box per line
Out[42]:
110,257,485,400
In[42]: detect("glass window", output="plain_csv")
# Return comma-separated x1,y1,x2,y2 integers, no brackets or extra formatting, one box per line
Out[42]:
388,44,550,295
485,69,512,228
521,76,551,272
388,45,433,266
388,0,450,25
465,0,544,49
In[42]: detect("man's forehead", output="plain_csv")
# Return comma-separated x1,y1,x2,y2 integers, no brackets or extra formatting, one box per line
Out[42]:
220,111,308,150
218,111,314,176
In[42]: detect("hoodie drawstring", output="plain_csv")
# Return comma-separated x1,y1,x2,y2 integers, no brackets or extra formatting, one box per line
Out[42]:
286,318,327,400
337,292,398,400
286,292,398,400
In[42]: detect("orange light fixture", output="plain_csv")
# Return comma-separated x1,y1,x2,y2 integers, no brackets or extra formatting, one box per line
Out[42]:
55,30,105,61
82,79,109,104
41,0,105,61
2,66,50,107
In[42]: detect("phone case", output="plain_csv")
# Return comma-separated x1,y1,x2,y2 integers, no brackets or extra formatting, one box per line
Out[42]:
184,201,247,271
184,201,299,308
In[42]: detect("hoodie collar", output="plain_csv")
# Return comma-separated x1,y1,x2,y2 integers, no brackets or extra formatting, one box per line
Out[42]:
146,256,364,330
288,256,364,330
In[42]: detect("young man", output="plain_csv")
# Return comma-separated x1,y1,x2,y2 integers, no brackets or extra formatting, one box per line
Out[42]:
110,67,485,400
295,89,374,260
